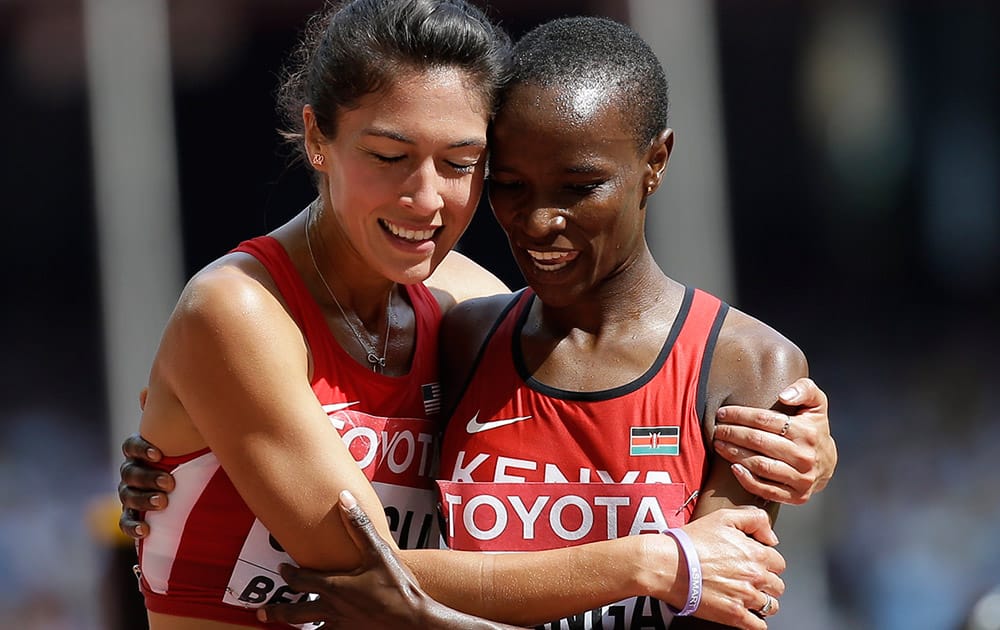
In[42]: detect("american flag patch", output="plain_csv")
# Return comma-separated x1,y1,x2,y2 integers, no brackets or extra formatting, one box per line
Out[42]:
421,382,441,416
629,426,680,456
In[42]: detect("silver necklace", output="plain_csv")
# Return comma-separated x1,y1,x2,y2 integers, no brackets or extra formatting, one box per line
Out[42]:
304,202,392,372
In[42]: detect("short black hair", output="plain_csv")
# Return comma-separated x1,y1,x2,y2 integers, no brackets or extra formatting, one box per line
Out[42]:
508,16,668,150
277,0,511,160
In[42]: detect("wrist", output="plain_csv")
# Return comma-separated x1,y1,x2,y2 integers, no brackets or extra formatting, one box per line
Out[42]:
634,532,684,606
661,528,702,616
418,596,466,629
420,599,508,630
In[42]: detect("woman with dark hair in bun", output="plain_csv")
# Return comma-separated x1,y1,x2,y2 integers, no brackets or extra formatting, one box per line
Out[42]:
122,4,835,629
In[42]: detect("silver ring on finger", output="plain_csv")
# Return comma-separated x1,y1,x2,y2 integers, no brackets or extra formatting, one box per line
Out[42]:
757,593,775,617
779,415,791,437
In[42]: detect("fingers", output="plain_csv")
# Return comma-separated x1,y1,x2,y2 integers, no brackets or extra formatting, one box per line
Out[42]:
337,490,397,565
726,506,779,546
120,508,148,539
258,597,326,625
715,402,825,505
729,461,801,505
117,475,162,539
740,612,768,630
742,542,786,624
751,591,781,622
761,565,786,596
121,433,163,463
275,563,343,595
778,377,826,410
118,478,168,510
713,425,804,468
117,449,174,540
716,406,793,437
119,457,175,493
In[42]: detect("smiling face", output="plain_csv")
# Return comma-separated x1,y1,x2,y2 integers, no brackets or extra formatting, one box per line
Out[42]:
488,82,670,306
308,66,490,285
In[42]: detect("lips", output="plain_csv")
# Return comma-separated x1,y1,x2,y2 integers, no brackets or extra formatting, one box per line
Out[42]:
380,218,439,242
526,249,578,272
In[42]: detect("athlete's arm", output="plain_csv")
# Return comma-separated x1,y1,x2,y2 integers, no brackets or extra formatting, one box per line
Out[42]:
119,433,783,627
696,308,810,521
369,299,781,628
259,491,526,629
118,255,510,539
140,259,400,571
670,309,809,628
256,494,781,629
713,377,836,504
411,312,805,627
119,294,788,628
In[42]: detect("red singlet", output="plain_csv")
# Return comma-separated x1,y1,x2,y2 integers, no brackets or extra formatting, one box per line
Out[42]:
138,236,443,627
439,287,728,630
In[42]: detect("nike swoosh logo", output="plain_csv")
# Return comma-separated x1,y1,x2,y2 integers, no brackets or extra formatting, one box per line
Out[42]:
322,402,360,414
322,402,360,431
466,411,533,434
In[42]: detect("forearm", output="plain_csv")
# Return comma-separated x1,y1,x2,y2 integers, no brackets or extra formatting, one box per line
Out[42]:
415,600,526,630
668,616,736,629
401,534,680,626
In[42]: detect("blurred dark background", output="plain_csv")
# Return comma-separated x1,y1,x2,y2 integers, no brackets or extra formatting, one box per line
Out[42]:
1,1,997,628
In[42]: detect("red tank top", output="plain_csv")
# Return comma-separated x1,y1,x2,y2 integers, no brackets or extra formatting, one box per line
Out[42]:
438,286,727,629
139,236,443,627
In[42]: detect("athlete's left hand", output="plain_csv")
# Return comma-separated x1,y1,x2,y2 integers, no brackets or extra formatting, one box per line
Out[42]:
257,491,520,630
713,377,836,505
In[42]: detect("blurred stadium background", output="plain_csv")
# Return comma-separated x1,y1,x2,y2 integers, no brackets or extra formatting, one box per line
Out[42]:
1,0,997,628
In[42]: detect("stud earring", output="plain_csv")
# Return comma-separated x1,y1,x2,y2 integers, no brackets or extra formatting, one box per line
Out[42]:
312,153,324,166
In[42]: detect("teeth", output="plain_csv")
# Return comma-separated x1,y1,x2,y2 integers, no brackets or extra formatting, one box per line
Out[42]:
534,260,568,271
528,250,565,261
526,249,576,272
382,219,436,242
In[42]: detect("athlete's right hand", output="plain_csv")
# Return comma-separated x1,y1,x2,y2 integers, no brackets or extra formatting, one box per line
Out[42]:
660,506,785,630
118,433,174,539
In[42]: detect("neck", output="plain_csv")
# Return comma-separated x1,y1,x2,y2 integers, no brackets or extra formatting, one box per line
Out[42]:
540,246,678,337
303,201,397,373
305,200,396,324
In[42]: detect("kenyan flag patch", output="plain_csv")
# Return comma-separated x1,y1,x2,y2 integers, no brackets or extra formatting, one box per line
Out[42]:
629,426,680,456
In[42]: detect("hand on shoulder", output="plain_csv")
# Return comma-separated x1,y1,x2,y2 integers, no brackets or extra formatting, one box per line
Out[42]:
709,308,836,505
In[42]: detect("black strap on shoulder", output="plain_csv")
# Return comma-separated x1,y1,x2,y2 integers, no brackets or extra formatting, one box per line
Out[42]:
442,289,528,421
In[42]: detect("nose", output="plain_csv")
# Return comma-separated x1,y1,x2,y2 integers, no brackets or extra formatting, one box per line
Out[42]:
522,205,566,239
399,159,444,216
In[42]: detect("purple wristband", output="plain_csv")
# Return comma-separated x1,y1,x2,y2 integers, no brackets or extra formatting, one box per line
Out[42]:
662,527,702,616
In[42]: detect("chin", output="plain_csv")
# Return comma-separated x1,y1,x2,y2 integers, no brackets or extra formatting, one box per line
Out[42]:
395,260,437,285
525,284,578,309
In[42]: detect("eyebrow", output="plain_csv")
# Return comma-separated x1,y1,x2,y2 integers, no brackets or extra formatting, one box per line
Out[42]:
566,165,605,175
363,127,487,149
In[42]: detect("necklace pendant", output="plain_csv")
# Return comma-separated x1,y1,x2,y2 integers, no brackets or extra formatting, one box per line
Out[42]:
367,352,386,371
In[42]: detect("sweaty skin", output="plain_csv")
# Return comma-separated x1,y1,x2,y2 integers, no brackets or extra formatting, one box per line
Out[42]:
119,16,837,629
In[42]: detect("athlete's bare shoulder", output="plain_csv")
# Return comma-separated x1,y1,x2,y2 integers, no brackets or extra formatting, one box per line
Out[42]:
160,250,300,376
426,250,510,313
704,307,808,432
175,250,283,317
442,292,518,346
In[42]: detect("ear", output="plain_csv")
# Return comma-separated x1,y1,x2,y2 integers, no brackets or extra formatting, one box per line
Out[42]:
302,104,327,170
643,128,674,196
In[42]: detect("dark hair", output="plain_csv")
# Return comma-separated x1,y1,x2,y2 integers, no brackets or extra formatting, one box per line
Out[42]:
507,16,668,150
277,0,511,160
